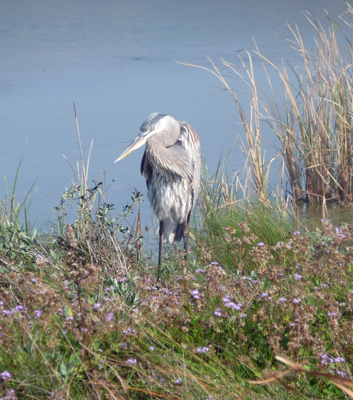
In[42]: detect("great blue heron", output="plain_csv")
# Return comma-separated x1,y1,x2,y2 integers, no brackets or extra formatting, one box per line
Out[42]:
115,113,202,278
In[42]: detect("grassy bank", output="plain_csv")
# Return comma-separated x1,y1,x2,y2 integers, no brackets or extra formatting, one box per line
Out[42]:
1,168,353,399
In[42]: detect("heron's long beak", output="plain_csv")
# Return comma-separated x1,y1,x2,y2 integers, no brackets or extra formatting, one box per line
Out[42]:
114,134,148,162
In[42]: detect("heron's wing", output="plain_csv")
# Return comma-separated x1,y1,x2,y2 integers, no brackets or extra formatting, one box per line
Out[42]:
140,149,152,188
146,140,193,181
142,123,200,192
142,143,191,185
179,124,202,208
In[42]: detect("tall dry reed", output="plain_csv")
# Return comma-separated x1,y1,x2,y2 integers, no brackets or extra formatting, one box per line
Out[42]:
263,14,353,203
184,8,353,204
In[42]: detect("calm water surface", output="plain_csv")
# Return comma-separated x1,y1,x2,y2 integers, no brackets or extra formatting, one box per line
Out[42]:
1,0,352,231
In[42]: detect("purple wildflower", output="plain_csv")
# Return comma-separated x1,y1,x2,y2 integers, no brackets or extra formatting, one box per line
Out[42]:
214,309,222,317
65,316,74,321
126,358,137,365
30,278,37,283
105,313,114,322
294,273,302,281
92,303,101,310
320,353,329,365
222,297,230,303
335,356,345,363
258,242,265,246
211,262,218,265
0,371,11,380
36,253,45,262
293,298,301,304
293,231,300,236
120,343,127,348
337,371,349,378
327,312,338,317
277,297,287,304
174,378,182,385
191,289,200,299
3,388,15,399
149,346,155,351
123,328,136,335
239,313,247,318
196,347,209,353
35,310,42,318
261,293,269,298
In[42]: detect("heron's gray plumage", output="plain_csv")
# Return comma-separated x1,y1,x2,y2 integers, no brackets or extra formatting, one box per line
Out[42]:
140,115,201,243
115,113,202,270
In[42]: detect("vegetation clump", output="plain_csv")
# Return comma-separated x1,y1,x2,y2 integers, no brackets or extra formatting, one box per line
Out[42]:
1,173,353,399
185,6,353,205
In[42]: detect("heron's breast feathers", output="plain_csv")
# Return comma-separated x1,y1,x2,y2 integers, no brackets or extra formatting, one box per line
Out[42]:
147,173,192,226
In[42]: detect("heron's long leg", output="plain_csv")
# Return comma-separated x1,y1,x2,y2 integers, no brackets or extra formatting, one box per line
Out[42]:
158,221,164,281
183,219,188,261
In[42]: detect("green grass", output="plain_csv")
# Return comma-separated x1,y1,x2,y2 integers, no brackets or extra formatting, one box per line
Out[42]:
1,168,353,399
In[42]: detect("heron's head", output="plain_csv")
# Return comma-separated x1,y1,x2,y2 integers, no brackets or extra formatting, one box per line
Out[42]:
115,113,178,162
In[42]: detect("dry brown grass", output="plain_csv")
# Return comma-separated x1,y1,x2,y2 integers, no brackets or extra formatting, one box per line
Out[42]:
184,8,353,205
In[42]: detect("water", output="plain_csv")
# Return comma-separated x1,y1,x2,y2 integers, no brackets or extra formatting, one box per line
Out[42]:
0,0,352,232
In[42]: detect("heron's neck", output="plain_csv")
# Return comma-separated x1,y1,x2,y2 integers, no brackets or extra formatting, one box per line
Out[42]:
148,130,179,149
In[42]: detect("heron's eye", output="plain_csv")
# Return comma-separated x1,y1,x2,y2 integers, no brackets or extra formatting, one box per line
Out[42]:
150,126,154,131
